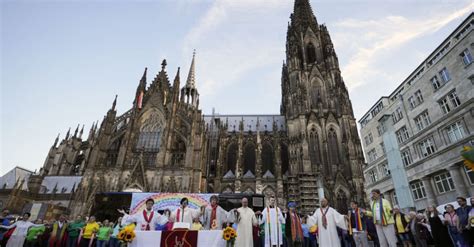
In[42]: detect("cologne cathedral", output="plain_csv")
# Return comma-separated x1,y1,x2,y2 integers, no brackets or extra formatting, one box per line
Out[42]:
3,0,366,216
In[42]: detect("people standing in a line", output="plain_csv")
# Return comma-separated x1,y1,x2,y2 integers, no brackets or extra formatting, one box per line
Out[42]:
96,219,112,247
285,202,303,247
444,204,468,247
348,201,370,247
0,212,44,247
109,217,122,247
119,198,168,231
67,215,85,247
202,195,229,230
455,197,473,246
79,216,99,247
24,219,45,247
392,206,411,247
233,197,258,247
425,205,453,247
408,212,429,247
309,198,347,247
364,189,397,247
260,196,285,247
49,214,68,247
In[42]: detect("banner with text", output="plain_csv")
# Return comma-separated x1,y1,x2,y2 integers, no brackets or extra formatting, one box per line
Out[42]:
130,193,218,214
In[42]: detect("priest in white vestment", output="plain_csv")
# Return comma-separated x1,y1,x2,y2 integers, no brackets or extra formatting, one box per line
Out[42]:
232,197,258,247
309,198,348,247
119,198,168,231
202,195,229,230
170,197,203,226
260,196,285,247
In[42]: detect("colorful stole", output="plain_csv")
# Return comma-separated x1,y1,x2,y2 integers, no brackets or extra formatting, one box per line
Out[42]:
143,210,154,231
48,222,68,247
290,212,303,242
320,207,329,229
266,207,280,246
371,199,388,226
210,205,218,229
348,208,363,235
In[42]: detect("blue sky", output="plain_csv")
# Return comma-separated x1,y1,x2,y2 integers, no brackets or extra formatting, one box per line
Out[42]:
1,0,472,175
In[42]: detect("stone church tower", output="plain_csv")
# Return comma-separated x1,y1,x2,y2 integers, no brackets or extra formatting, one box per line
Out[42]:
281,0,366,213
3,0,366,217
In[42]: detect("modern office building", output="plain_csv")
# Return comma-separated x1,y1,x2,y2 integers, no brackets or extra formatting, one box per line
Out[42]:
359,13,474,210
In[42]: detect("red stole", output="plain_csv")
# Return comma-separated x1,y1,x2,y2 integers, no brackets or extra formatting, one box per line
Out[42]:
143,210,154,231
290,212,303,242
210,205,218,229
177,207,185,222
321,207,329,229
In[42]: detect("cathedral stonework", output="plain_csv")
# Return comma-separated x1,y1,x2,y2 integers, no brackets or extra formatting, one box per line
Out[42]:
5,0,365,216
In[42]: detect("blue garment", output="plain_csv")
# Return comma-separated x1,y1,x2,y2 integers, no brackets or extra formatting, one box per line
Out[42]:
456,205,472,227
155,224,167,231
302,224,310,238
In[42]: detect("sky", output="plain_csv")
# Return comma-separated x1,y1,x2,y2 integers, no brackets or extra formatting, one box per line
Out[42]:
1,0,472,175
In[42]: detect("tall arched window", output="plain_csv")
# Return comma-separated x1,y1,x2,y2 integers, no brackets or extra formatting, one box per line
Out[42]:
336,190,348,214
281,144,289,176
328,128,340,165
309,129,321,168
226,143,238,174
170,138,186,167
306,42,316,64
261,142,274,176
243,143,256,175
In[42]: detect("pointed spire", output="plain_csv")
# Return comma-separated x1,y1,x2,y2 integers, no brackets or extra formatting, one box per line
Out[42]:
135,68,147,110
141,67,147,83
65,127,71,139
112,94,117,111
161,59,167,71
291,0,318,31
186,50,196,88
79,124,84,139
74,124,80,137
53,133,60,147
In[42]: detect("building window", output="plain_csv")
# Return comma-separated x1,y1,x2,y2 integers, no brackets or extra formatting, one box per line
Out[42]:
431,76,442,90
439,98,451,114
377,124,385,136
371,102,384,118
380,163,390,177
368,169,378,183
414,111,431,131
446,122,465,143
411,181,427,200
439,68,451,83
448,91,461,107
368,149,378,163
392,107,403,123
401,149,412,167
396,126,410,144
136,131,162,151
434,172,455,193
464,166,474,185
408,96,416,109
460,48,473,66
415,90,424,104
365,133,373,146
419,137,436,157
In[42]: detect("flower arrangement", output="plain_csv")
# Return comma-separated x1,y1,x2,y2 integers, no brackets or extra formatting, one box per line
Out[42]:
309,224,318,236
222,226,237,247
117,223,136,243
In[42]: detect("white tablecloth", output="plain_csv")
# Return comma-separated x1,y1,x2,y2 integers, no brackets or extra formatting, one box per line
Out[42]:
130,230,226,247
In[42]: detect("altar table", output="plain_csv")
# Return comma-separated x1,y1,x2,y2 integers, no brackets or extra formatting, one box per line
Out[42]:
130,230,226,247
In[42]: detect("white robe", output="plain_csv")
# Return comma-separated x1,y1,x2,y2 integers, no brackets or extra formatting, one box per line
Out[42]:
234,207,258,247
122,209,168,231
202,205,229,230
0,220,43,247
170,206,201,226
309,207,347,247
260,207,285,247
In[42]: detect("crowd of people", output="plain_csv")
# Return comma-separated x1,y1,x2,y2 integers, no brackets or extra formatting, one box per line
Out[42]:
0,190,472,247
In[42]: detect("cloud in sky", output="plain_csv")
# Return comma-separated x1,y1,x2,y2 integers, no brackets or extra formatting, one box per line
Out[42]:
333,2,473,90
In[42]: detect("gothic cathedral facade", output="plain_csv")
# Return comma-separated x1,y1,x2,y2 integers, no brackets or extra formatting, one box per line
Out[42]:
13,0,366,216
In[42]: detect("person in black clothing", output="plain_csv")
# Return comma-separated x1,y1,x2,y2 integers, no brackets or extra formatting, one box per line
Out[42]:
456,197,473,246
425,206,453,247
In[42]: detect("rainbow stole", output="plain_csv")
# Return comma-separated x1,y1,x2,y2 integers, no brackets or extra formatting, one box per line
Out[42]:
372,198,387,226
349,208,363,235
266,207,280,245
